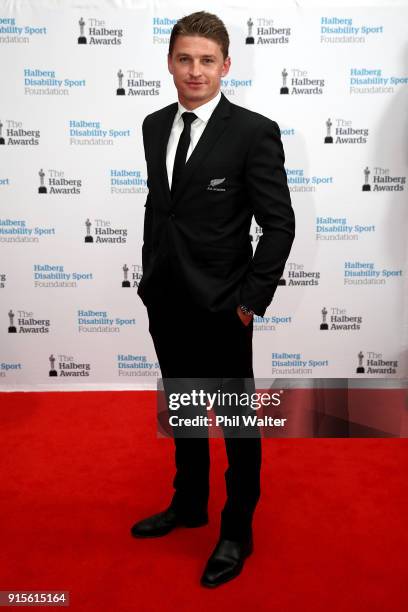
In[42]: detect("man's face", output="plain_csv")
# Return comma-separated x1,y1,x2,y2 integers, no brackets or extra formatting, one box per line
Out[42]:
168,35,231,109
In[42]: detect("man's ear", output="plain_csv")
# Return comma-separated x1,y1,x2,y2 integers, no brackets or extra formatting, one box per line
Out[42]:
167,53,174,75
221,56,231,77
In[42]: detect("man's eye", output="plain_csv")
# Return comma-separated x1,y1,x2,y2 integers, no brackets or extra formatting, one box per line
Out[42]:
203,59,214,63
179,57,188,62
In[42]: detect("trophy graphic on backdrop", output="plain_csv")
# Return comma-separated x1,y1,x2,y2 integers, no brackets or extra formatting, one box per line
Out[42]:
38,168,47,194
0,119,4,145
84,218,93,243
49,354,58,377
78,17,87,44
122,264,130,287
280,68,289,94
8,309,16,333
356,351,365,374
324,118,333,143
320,307,328,330
362,166,371,191
117,69,125,95
245,18,254,44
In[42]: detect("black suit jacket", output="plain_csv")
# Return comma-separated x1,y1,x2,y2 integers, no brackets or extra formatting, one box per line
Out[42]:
137,92,295,317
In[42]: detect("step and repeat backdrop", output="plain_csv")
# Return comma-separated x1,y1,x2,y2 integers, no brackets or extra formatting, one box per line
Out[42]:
1,0,407,389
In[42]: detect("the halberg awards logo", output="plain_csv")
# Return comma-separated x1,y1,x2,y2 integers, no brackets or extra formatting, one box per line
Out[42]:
356,351,365,373
324,118,368,144
38,169,82,194
355,351,398,375
0,118,41,145
245,17,291,45
280,68,326,95
121,264,143,288
8,309,16,333
362,166,405,192
8,309,50,334
116,69,161,96
77,17,123,45
122,264,130,287
319,306,362,331
278,263,321,287
48,354,91,377
84,218,128,244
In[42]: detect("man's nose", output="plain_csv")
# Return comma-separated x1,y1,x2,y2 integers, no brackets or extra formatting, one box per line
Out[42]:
189,60,202,77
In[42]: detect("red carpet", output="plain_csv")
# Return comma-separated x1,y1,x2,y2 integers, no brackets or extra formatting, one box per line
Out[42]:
0,391,406,611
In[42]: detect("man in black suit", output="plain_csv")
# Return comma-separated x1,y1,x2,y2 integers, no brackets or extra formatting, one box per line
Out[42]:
131,11,295,587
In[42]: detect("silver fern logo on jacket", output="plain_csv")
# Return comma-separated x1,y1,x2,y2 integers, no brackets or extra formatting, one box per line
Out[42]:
206,178,226,191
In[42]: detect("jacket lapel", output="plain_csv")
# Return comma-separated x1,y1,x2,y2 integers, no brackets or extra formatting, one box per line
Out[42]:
156,102,178,207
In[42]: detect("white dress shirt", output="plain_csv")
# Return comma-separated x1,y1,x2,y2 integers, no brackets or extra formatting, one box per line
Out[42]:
166,90,221,189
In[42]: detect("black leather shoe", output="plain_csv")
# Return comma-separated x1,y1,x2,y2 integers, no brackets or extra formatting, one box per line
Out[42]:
130,506,208,538
200,536,253,588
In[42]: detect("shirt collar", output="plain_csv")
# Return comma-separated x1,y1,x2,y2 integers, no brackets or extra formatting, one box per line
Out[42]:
176,90,221,125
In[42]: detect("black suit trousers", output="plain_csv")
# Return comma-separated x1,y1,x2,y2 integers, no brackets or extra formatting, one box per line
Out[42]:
146,263,261,542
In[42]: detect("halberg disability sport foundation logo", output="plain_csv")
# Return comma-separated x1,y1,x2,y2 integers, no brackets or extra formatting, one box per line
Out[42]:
319,16,384,45
115,69,161,96
0,16,47,44
315,216,376,242
23,69,86,97
77,17,124,45
37,168,82,194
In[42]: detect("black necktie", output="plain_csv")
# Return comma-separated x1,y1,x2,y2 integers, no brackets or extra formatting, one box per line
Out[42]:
171,111,197,195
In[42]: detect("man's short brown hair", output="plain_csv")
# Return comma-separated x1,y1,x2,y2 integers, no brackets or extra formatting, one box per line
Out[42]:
169,11,229,59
